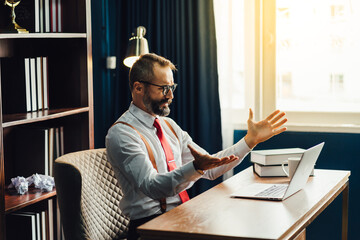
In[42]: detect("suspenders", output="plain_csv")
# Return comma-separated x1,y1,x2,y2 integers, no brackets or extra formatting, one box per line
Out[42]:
111,119,179,212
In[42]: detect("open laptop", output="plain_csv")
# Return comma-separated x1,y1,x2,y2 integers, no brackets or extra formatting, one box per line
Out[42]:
230,142,324,201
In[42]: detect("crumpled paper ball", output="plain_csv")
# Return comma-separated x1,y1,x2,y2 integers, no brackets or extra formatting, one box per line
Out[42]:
9,176,28,195
9,174,55,194
27,173,55,192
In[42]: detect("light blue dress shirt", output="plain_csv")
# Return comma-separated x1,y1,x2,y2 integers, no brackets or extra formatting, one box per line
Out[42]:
105,103,251,220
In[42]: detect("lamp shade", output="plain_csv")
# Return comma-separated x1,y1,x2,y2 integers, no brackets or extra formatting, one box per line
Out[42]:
123,26,149,68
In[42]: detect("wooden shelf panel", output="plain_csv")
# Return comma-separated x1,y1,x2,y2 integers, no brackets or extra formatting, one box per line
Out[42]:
2,107,90,128
0,33,87,39
5,187,56,214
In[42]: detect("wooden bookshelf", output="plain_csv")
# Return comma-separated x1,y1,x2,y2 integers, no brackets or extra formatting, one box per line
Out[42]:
0,0,93,239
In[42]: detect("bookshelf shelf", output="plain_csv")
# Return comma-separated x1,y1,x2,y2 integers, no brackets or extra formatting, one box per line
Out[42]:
5,188,57,214
0,0,93,239
2,107,90,128
0,33,87,40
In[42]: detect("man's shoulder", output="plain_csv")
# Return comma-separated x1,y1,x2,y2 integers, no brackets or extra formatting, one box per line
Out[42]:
106,116,143,147
110,117,136,132
107,111,135,133
161,117,179,128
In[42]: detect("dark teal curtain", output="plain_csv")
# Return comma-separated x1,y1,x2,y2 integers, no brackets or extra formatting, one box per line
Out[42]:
92,0,223,196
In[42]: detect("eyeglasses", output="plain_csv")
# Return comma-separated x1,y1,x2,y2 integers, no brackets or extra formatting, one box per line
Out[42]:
139,81,178,96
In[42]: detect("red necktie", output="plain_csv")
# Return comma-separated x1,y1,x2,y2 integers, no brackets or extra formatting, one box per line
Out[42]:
153,118,190,203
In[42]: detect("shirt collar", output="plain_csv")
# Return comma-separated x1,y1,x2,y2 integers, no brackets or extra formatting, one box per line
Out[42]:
129,102,158,128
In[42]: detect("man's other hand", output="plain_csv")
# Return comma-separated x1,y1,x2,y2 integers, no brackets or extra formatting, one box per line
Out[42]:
188,145,239,171
244,108,287,149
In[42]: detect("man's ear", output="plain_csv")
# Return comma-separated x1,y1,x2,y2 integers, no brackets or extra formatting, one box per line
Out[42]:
133,81,144,93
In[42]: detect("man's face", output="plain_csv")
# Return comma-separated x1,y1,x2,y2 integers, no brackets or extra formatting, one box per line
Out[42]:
142,65,175,116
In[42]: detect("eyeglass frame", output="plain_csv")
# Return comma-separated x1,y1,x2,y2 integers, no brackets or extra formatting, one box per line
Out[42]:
138,81,178,96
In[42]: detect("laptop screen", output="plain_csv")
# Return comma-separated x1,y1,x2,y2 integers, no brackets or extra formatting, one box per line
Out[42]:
283,142,324,198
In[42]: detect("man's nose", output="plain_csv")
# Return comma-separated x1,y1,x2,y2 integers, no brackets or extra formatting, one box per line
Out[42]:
166,88,174,99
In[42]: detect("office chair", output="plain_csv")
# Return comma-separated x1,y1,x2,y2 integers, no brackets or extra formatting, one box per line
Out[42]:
54,148,129,240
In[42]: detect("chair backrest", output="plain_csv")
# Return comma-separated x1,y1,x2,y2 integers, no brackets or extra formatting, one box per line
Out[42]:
54,148,129,240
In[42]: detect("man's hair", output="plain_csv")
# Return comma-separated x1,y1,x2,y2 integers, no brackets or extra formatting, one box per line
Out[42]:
129,53,177,91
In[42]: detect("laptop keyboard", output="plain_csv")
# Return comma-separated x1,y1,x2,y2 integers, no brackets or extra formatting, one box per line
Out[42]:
255,185,287,197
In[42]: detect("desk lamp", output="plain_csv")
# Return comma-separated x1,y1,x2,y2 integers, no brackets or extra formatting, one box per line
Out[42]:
123,26,149,68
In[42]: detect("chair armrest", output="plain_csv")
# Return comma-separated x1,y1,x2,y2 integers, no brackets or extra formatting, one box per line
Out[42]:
54,162,87,240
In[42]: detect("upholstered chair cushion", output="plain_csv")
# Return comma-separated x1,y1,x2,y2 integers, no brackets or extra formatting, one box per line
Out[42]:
54,148,129,240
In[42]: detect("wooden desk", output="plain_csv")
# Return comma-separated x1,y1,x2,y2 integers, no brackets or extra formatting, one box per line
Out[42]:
138,167,350,240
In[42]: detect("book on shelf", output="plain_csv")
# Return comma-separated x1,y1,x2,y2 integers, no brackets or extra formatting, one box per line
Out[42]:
35,211,41,240
35,0,40,33
41,210,47,240
48,128,55,177
44,0,51,32
42,57,49,109
50,0,62,32
35,56,50,111
33,56,49,111
25,58,32,112
30,58,38,112
57,0,62,32
250,148,305,166
36,57,43,110
48,199,55,240
51,0,57,32
39,0,44,33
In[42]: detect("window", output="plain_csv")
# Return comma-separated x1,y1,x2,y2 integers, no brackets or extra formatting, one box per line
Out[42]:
215,0,360,154
264,0,360,132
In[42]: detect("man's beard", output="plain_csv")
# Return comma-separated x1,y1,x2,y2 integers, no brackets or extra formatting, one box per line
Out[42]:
143,89,171,116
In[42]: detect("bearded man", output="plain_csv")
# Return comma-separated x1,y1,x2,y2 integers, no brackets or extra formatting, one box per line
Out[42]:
106,53,287,240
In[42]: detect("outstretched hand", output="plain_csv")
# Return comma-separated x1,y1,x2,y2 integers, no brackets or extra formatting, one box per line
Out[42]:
244,108,287,149
188,145,239,171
